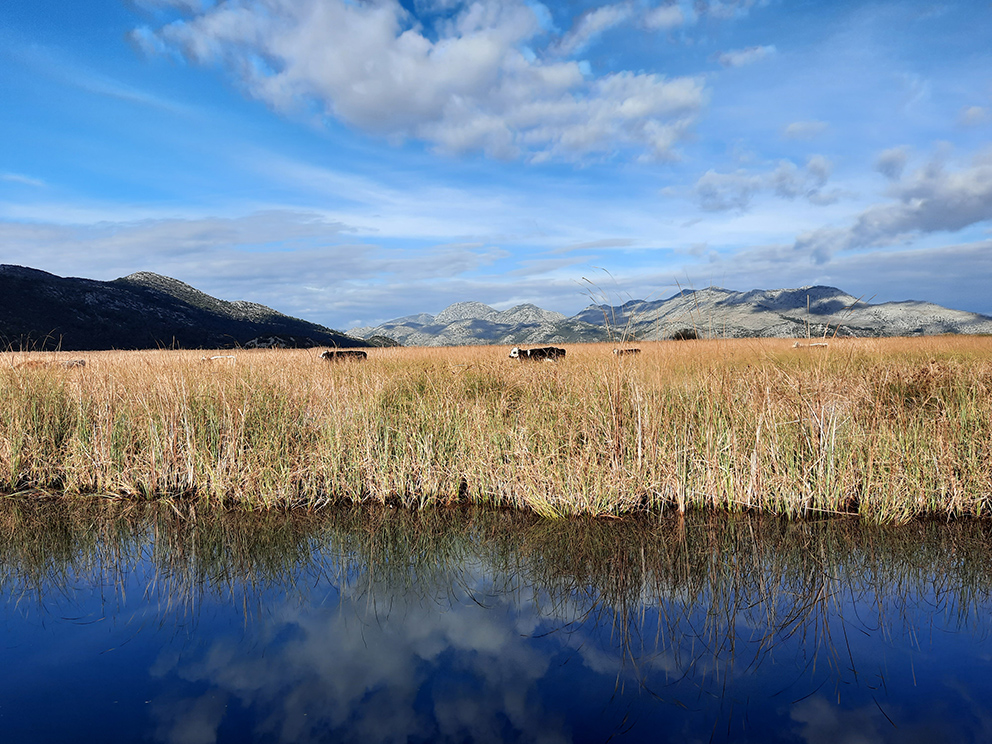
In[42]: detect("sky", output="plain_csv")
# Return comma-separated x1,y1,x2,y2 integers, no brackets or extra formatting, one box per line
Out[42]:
1,0,991,331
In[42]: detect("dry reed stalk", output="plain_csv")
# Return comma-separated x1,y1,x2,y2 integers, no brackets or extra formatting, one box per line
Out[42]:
1,338,990,521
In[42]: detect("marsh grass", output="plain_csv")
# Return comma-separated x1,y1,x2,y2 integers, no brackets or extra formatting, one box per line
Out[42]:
1,337,991,521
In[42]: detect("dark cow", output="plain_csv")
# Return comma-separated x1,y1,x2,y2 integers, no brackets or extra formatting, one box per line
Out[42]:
612,348,641,356
321,349,368,361
508,346,566,361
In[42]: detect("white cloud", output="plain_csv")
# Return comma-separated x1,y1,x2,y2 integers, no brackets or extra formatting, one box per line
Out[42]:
643,0,763,30
716,44,775,68
795,150,992,262
136,0,705,161
643,3,685,30
782,120,829,140
552,4,632,57
694,156,837,211
694,170,763,212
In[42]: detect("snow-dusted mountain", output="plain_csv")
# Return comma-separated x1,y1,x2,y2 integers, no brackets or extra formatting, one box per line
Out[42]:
350,286,992,346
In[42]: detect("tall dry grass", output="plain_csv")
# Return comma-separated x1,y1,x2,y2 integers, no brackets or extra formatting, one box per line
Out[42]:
1,336,990,521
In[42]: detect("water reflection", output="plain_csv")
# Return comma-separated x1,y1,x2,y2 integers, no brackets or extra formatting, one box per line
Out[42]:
2,500,992,743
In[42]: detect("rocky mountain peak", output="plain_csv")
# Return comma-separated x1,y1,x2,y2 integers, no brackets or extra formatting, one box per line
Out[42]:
434,302,499,324
117,272,222,311
498,304,566,325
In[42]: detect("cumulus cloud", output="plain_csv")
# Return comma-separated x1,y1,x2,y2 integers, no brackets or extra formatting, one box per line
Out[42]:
795,150,992,263
716,44,775,68
782,120,829,140
134,0,706,162
694,155,837,211
874,146,909,180
694,170,763,211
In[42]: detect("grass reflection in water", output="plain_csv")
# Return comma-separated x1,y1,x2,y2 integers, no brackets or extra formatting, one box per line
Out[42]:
2,498,992,742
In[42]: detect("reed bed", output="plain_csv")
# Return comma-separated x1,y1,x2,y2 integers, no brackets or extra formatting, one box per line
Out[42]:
1,336,991,521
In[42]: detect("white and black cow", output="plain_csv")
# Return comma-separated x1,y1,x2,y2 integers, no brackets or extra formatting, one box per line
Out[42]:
508,346,566,361
320,349,368,361
612,348,641,356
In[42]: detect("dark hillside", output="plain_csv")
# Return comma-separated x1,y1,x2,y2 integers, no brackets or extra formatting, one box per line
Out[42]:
0,265,366,351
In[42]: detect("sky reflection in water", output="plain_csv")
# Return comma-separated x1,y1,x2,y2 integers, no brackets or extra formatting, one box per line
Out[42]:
2,503,992,743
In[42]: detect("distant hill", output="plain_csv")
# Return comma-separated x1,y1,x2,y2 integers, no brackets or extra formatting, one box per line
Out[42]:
351,286,992,346
0,265,367,351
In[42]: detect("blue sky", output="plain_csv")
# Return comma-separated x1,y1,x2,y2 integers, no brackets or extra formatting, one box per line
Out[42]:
2,0,991,330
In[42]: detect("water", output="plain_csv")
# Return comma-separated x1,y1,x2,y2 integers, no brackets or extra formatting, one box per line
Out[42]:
2,501,992,743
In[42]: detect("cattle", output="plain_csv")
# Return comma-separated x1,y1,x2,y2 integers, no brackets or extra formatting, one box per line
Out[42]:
321,349,368,361
200,355,236,364
612,348,641,356
508,346,566,361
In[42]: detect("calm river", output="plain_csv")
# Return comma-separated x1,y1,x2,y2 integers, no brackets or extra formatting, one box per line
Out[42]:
2,500,991,743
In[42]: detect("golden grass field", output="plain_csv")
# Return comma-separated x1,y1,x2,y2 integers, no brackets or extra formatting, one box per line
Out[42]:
2,336,990,521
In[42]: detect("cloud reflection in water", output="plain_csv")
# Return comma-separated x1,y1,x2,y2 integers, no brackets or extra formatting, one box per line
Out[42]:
3,504,992,743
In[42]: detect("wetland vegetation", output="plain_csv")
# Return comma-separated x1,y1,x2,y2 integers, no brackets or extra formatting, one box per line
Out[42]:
1,336,990,522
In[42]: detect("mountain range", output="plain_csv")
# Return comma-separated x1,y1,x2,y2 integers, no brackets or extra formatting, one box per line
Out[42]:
4,265,990,351
350,286,992,346
0,265,366,351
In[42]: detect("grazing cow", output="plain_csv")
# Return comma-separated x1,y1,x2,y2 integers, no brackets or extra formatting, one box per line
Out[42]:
508,346,566,361
612,348,641,356
321,349,368,361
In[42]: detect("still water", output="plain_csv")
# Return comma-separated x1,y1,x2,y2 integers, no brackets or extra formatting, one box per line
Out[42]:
2,500,992,743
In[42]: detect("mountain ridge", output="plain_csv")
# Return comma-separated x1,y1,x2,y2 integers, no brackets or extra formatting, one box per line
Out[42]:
351,285,992,346
4,265,989,351
0,264,367,351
